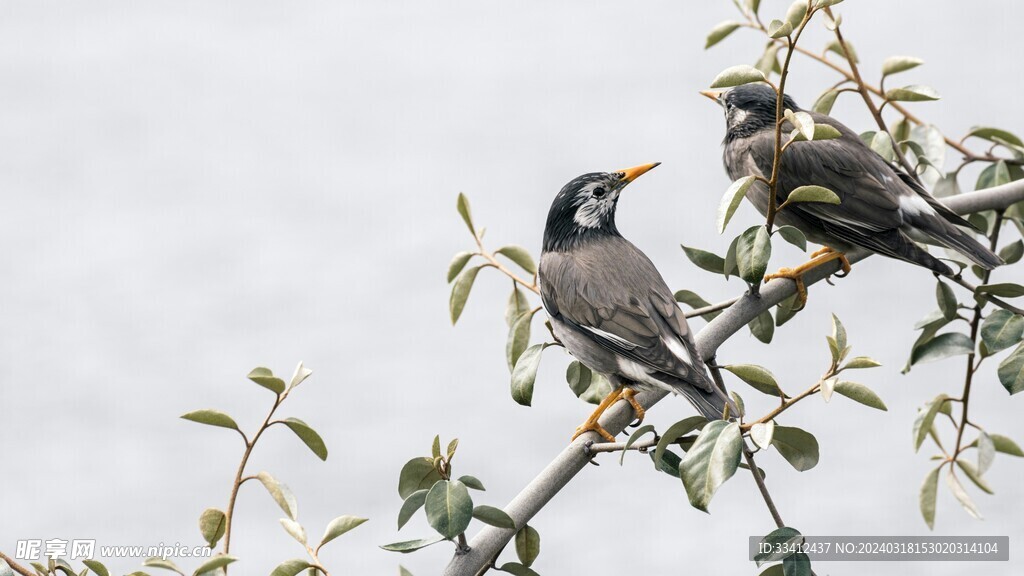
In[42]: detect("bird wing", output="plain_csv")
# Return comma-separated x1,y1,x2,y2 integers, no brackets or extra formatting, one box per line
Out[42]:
745,116,928,260
539,238,713,392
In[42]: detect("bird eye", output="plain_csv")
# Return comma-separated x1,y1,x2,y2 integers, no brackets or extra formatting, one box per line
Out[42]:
592,187,606,198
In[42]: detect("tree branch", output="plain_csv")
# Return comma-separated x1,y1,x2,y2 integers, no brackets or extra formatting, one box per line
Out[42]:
0,553,35,576
441,183,1024,576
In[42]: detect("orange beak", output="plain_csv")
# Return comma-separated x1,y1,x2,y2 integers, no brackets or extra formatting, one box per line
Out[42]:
700,90,724,104
615,162,661,185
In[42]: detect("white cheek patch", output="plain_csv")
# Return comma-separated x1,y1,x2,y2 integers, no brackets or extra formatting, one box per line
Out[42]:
728,108,748,127
572,188,617,229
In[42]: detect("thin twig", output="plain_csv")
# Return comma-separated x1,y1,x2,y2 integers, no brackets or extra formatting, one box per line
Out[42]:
683,297,741,319
0,552,35,576
952,211,1004,460
825,8,920,181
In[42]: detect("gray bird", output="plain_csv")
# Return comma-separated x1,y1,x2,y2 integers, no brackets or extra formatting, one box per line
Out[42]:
703,84,1002,301
539,163,729,441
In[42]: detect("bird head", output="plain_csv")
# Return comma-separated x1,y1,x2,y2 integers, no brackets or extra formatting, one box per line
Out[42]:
542,162,660,252
701,84,800,141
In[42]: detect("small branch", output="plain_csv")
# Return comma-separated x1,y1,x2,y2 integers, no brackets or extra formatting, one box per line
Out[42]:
585,437,659,454
474,235,538,294
826,8,920,180
683,297,741,319
952,211,1004,460
0,552,35,576
742,447,785,528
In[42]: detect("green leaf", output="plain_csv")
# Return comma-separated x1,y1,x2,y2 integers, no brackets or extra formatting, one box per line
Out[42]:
497,563,540,576
180,409,239,432
679,420,743,512
722,364,782,396
247,367,286,394
976,161,1011,190
674,289,722,320
447,252,474,283
784,185,841,206
256,471,298,520
269,560,312,576
759,565,785,576
680,245,726,274
705,21,741,49
784,0,807,29
450,265,482,324
981,310,1024,354
142,558,184,574
870,131,897,162
824,38,857,63
747,309,775,344
724,236,739,279
771,426,819,471
977,431,996,475
783,552,811,576
946,469,982,519
620,424,657,465
198,508,226,548
288,361,312,391
399,566,414,576
754,526,803,566
841,356,881,370
784,110,814,141
755,42,780,77
882,56,924,76
82,561,110,576
515,525,541,568
833,381,887,411
192,555,236,576
998,343,1024,394
750,421,775,449
579,371,614,405
775,226,806,251
398,489,428,530
495,246,537,275
654,416,706,468
649,447,683,478
829,314,847,362
319,515,368,549
506,308,538,371
709,65,767,89
380,536,447,553
511,343,550,406
966,126,1024,147
910,333,975,365
458,475,485,491
279,518,307,545
814,0,844,7
565,360,593,397
775,293,801,327
913,394,949,451
999,239,1023,265
425,480,474,539
919,465,941,529
736,225,771,284
977,283,1024,298
812,89,839,115
456,193,474,234
398,457,443,499
885,85,941,102
472,505,516,529
431,435,441,459
936,282,958,320
990,433,1024,456
792,124,841,143
717,176,756,233
767,19,792,39
281,417,328,460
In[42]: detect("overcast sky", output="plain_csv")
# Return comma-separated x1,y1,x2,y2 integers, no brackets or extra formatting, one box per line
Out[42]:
2,1,1023,575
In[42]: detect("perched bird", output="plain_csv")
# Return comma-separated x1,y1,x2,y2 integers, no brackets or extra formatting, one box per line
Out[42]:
702,83,1002,301
539,163,730,442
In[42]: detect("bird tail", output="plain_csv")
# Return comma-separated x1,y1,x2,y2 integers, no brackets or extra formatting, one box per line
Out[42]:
928,223,1004,270
677,381,732,421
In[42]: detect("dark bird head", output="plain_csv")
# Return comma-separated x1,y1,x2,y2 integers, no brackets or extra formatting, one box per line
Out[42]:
542,162,660,252
701,84,800,142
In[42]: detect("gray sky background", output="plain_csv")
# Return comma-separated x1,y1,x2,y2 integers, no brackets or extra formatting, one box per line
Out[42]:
2,1,1023,575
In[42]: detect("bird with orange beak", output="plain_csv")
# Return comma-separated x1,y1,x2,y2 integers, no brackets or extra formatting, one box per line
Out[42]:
539,163,730,442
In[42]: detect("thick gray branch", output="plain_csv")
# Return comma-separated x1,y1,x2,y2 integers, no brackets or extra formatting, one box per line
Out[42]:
442,182,1024,576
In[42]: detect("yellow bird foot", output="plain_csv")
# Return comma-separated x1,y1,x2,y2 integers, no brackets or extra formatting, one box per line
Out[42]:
569,385,645,442
620,387,646,427
764,247,852,309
